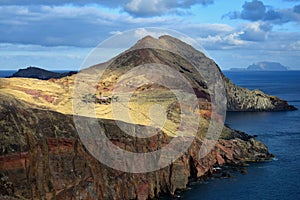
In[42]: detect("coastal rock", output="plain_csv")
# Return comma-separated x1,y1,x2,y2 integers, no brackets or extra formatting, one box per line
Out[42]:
224,77,297,111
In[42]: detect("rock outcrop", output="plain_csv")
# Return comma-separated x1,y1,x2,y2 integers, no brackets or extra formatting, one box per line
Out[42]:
9,66,77,80
224,77,297,111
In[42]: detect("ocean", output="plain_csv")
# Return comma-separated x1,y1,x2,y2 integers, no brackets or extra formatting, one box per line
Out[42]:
162,71,300,200
1,70,299,199
0,70,16,78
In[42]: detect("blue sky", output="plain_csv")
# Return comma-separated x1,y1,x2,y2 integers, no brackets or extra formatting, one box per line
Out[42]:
0,0,300,70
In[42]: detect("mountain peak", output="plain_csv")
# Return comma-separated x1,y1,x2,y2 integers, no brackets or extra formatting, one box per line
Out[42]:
134,35,182,45
134,35,157,47
129,35,202,60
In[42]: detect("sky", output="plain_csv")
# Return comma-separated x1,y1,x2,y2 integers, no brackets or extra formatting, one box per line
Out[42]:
0,0,300,70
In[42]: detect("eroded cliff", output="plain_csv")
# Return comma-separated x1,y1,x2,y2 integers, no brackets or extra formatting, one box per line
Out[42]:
0,94,272,199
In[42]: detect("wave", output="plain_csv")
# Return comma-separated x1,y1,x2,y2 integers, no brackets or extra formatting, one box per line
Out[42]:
272,157,279,161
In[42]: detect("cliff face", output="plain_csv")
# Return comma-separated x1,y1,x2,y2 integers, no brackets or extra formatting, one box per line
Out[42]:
224,77,297,111
0,94,272,199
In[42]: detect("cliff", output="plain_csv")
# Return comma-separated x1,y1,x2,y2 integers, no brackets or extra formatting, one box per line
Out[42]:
0,94,272,199
224,77,296,111
9,66,77,80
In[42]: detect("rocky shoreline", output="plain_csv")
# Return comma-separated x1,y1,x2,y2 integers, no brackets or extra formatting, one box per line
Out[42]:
224,76,297,111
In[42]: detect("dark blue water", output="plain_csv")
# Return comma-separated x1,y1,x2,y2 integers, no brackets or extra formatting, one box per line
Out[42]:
163,71,300,200
0,70,16,77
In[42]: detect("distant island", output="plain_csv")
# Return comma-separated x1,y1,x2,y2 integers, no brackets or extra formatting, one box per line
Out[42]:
9,66,77,80
230,61,289,71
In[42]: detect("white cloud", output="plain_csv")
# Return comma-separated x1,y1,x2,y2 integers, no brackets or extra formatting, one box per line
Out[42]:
132,28,198,46
133,28,170,38
196,31,249,49
110,31,123,35
0,43,92,70
124,0,214,16
0,5,178,47
191,23,235,33
239,22,272,41
289,40,300,50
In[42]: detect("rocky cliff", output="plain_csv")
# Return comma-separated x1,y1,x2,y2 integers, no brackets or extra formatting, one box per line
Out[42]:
0,94,272,199
224,77,296,111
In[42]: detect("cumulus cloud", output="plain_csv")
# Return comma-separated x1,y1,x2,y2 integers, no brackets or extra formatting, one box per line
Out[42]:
124,0,214,17
0,43,91,70
240,22,272,41
0,5,179,47
196,31,249,50
224,0,282,21
0,0,125,7
294,4,300,13
133,28,170,38
182,23,234,37
194,22,279,50
241,0,268,21
0,0,214,17
224,0,300,24
289,40,300,50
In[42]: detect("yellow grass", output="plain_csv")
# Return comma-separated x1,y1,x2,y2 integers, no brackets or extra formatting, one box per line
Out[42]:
0,76,206,137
